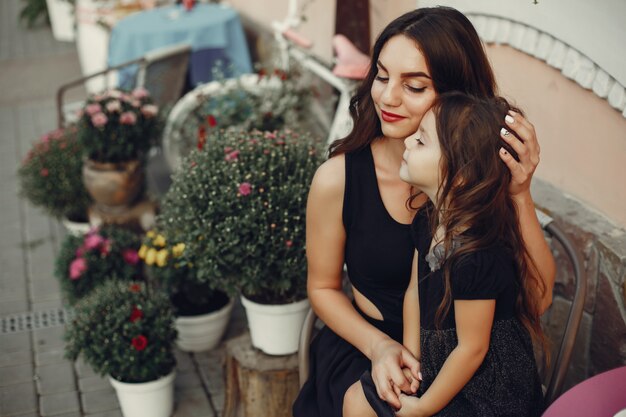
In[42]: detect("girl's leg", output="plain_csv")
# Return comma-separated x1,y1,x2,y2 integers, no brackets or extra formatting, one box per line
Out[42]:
343,381,378,417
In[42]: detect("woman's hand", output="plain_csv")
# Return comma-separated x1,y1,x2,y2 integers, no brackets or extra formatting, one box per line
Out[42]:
499,110,541,197
370,338,421,410
395,394,430,417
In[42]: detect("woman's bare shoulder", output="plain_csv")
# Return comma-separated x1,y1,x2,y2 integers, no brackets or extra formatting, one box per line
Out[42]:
310,154,346,198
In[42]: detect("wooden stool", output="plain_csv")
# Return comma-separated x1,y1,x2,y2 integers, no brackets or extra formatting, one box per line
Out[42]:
223,332,299,417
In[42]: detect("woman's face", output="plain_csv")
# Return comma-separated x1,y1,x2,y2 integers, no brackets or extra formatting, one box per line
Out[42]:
399,109,442,201
371,34,437,140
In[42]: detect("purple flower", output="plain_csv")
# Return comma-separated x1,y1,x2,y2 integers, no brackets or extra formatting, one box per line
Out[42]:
91,112,108,128
69,258,87,280
120,112,137,125
238,182,252,196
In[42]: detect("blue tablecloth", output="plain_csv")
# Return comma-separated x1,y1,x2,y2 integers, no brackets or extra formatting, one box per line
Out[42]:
108,4,252,87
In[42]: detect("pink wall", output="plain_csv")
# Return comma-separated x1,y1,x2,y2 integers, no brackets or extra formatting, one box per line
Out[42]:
486,45,626,226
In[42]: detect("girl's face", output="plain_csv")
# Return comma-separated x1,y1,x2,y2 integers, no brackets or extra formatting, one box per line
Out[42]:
399,109,442,201
371,35,437,140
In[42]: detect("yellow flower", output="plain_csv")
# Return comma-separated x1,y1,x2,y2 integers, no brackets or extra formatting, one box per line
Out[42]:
145,248,157,266
146,230,156,239
153,234,166,247
156,249,169,267
138,244,148,259
172,243,185,257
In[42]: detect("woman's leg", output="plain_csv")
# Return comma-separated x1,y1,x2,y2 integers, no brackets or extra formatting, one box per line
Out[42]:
343,381,378,417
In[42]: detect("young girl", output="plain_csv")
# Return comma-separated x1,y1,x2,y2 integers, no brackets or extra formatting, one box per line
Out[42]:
352,93,546,417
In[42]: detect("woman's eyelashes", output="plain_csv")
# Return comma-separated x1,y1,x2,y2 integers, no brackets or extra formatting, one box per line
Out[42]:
374,74,427,93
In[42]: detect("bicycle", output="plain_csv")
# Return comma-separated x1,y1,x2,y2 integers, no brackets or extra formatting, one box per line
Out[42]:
160,0,371,172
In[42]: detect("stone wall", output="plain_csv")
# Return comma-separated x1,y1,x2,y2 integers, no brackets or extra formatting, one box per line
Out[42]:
533,179,626,390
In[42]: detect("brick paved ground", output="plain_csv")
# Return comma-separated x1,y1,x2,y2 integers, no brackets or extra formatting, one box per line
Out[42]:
0,1,246,415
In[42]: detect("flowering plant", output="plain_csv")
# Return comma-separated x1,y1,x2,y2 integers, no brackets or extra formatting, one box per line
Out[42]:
64,280,177,383
140,229,229,315
77,87,161,163
18,127,91,221
166,66,311,166
54,225,143,305
159,128,324,304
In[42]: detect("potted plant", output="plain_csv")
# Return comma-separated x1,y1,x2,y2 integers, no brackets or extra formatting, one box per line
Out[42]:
54,225,143,305
160,128,324,355
64,280,177,417
163,66,311,171
18,126,92,235
140,229,233,352
76,87,161,213
45,0,75,41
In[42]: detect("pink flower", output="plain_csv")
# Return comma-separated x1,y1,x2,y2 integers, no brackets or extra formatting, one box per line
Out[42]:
99,239,112,256
85,103,102,116
140,104,158,118
122,249,140,265
225,150,240,162
106,89,123,99
69,258,87,280
105,100,121,113
285,240,293,247
40,168,49,177
238,182,252,196
75,246,85,257
224,146,233,153
264,131,276,139
84,233,104,250
132,87,149,99
40,133,50,143
120,112,137,125
50,129,64,140
91,112,108,128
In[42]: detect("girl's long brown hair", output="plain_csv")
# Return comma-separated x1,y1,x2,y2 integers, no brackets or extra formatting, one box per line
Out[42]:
329,6,496,157
430,93,545,346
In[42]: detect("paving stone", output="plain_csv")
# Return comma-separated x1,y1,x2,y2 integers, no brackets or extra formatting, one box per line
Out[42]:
0,362,33,387
0,298,29,315
75,357,98,378
0,349,30,367
31,298,65,311
0,382,37,416
78,375,113,393
40,391,80,416
35,362,76,395
174,370,203,390
197,361,224,394
0,331,31,353
211,389,225,415
35,348,67,366
173,387,215,417
33,326,65,352
84,410,123,417
81,388,120,414
174,349,195,372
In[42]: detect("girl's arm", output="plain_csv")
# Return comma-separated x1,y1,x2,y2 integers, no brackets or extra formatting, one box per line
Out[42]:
403,250,420,359
306,156,419,409
499,112,555,314
396,299,495,417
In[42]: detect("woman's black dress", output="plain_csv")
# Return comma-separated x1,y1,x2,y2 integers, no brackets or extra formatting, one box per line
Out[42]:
360,212,545,417
292,146,417,417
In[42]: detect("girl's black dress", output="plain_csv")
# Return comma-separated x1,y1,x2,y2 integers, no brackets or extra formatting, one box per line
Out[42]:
360,211,545,416
292,146,417,417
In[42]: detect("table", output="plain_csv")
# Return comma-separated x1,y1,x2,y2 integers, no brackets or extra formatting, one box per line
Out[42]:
108,3,253,88
543,366,626,417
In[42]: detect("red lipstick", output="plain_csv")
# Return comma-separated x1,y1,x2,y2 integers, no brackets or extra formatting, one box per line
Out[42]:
381,110,406,123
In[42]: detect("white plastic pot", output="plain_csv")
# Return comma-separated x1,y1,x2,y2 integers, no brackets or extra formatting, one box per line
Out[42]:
61,216,91,236
175,298,234,352
109,370,175,417
240,295,310,356
46,0,75,42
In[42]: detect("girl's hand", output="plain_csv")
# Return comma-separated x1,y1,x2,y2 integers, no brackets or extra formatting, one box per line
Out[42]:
499,111,541,197
395,394,430,417
401,367,421,394
370,339,421,410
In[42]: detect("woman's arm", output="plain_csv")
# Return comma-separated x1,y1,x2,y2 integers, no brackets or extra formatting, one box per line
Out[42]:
499,111,555,314
306,156,419,409
396,300,495,417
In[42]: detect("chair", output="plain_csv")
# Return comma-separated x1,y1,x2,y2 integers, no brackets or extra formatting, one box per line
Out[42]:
297,209,588,407
56,43,192,128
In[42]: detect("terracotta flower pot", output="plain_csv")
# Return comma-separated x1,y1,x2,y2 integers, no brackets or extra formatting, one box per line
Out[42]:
82,159,144,214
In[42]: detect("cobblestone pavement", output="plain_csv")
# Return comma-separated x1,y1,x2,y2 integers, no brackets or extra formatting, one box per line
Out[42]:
0,0,246,415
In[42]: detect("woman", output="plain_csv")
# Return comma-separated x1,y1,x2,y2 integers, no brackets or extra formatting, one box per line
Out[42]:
292,7,555,417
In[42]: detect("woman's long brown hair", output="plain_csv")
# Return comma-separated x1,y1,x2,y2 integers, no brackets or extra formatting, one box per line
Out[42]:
430,93,545,346
329,6,496,157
